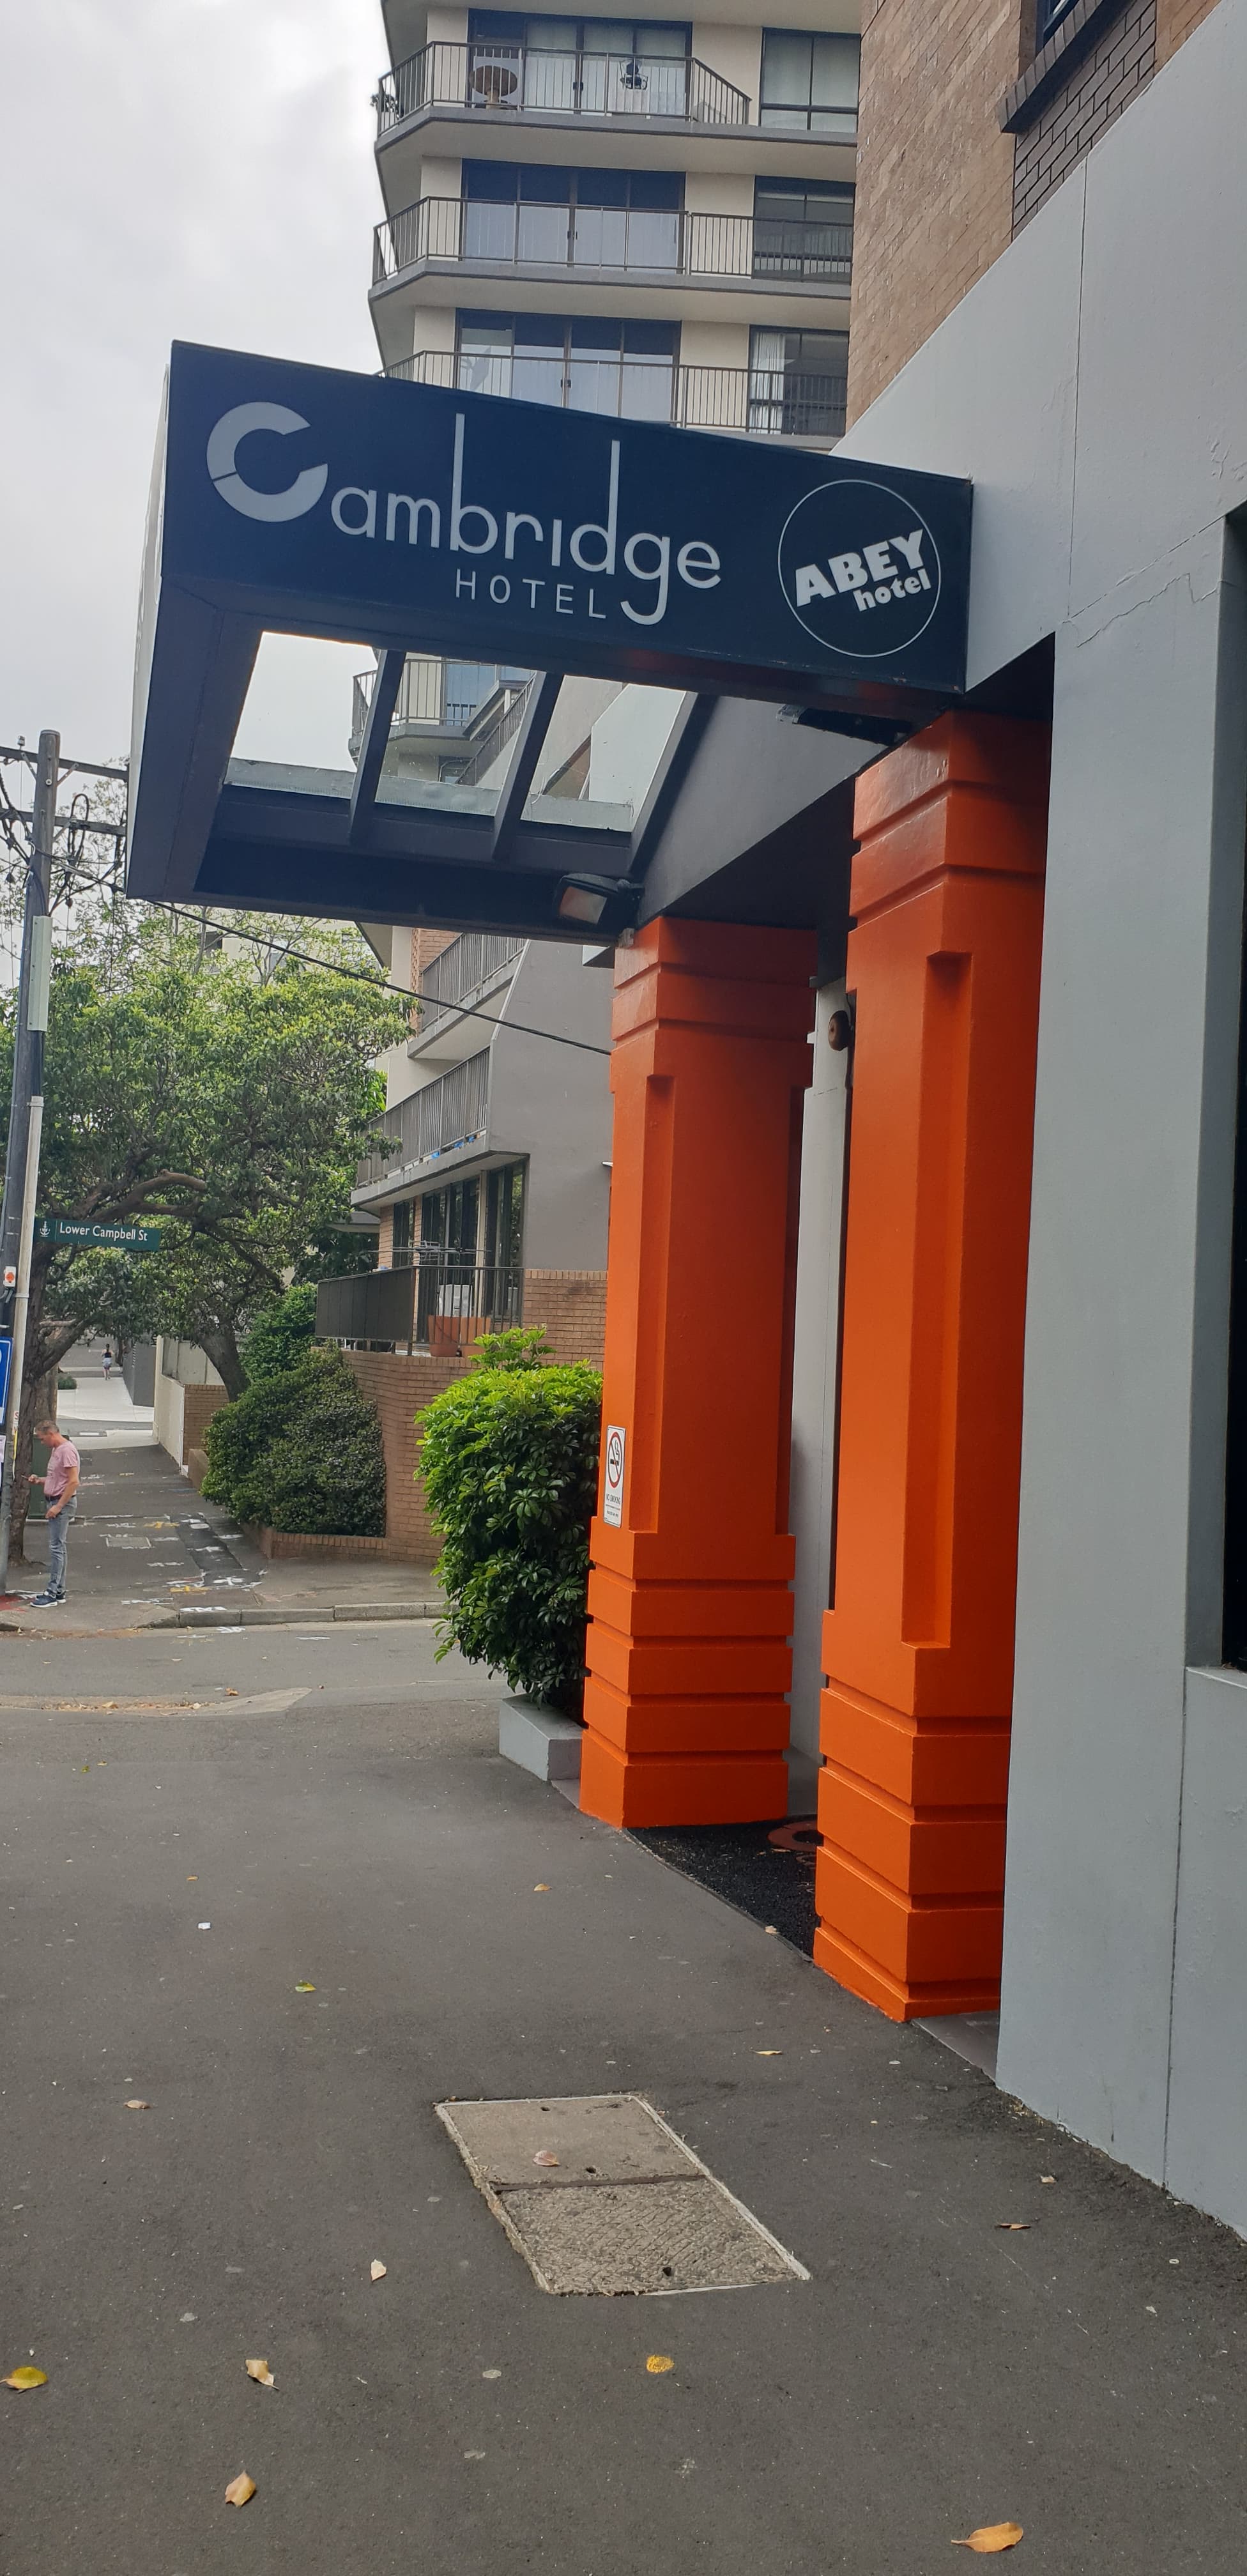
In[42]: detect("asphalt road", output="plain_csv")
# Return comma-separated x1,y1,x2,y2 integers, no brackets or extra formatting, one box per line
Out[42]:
3,1620,1246,2574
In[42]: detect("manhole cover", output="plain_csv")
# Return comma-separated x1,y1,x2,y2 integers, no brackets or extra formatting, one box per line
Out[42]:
436,2094,807,2297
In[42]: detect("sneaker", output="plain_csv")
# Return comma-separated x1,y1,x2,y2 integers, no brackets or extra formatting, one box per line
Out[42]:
29,1591,63,1607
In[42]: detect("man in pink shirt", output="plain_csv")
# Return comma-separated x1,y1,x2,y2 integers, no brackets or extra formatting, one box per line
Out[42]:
29,1420,80,1606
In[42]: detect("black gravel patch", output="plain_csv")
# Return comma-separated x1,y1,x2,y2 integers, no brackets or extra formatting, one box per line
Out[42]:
627,1816,818,1955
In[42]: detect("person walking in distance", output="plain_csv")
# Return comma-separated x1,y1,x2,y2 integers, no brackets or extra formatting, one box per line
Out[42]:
28,1421,80,1607
102,1346,114,1381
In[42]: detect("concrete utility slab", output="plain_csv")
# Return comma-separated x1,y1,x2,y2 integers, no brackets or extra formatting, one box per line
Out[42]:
496,2176,803,2296
438,2094,809,2292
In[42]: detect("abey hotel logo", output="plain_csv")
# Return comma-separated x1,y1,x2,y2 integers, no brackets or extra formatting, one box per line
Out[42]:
777,477,941,660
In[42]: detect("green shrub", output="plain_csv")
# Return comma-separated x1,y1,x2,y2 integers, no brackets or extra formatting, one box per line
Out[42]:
241,1282,318,1384
202,1343,385,1536
418,1333,602,1711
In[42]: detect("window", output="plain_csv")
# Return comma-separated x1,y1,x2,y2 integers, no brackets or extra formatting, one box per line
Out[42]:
462,160,682,266
458,310,678,418
391,1199,417,1268
444,660,529,723
466,15,692,113
748,326,848,439
760,29,859,134
420,1177,481,1267
752,176,853,281
484,1162,526,1274
1035,0,1078,36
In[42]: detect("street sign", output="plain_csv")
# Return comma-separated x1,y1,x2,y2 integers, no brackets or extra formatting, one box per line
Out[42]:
36,1218,162,1252
0,1335,11,1429
602,1423,626,1529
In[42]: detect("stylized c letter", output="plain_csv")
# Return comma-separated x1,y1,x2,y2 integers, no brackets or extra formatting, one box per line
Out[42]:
206,402,328,522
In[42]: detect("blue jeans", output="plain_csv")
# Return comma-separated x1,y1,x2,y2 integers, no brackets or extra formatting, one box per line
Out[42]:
45,1496,77,1598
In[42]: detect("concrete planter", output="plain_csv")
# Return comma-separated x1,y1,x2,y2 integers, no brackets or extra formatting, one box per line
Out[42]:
499,1693,584,1786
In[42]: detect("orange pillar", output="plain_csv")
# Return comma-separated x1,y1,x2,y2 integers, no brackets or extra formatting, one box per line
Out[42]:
579,917,816,1828
816,714,1049,2020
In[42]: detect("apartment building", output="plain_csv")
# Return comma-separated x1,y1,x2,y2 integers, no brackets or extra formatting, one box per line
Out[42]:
360,0,859,762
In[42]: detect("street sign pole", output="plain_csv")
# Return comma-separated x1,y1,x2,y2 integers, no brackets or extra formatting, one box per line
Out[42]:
0,730,56,1592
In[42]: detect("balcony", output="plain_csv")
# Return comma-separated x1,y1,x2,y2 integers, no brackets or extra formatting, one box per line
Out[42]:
417,931,526,1038
351,656,489,746
355,1049,491,1199
386,349,847,445
317,1259,523,1355
377,41,751,134
373,197,852,296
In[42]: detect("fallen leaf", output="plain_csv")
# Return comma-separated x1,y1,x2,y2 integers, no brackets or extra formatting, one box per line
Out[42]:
245,2358,275,2388
533,1883,549,1894
294,1983,316,1993
1039,2174,1057,2185
756,2050,782,2057
995,2221,1032,2231
126,2099,151,2112
482,2368,502,2380
370,2260,386,2281
187,1875,197,1882
533,2150,560,2167
764,1925,778,1935
4,2366,48,2391
646,2354,674,2375
224,2471,257,2508
952,2524,1023,2554
226,1688,238,1698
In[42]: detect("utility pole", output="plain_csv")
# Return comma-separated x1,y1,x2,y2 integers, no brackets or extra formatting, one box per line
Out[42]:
0,730,57,1591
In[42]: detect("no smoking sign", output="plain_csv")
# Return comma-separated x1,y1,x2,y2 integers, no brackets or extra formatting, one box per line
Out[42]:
602,1424,626,1528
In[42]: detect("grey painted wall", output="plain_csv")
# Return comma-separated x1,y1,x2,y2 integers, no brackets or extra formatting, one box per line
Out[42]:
491,941,613,1273
811,0,1247,2225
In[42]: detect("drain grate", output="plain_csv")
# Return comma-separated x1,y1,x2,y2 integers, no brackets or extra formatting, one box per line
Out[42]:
436,2093,808,2297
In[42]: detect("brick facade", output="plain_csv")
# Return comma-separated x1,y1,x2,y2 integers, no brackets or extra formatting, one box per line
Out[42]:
846,0,1021,421
409,927,457,985
850,0,1223,414
1155,0,1220,56
342,1268,607,1561
1011,0,1156,229
375,1206,394,1269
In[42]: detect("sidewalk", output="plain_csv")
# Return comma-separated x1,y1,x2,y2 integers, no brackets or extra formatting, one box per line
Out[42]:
3,1379,440,1634
3,1619,1246,2573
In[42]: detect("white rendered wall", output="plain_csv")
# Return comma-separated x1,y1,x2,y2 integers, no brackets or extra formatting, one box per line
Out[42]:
831,0,1247,2225
788,981,850,1800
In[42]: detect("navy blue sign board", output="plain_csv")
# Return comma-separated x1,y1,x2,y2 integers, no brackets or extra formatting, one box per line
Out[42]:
127,342,971,933
0,1334,10,1430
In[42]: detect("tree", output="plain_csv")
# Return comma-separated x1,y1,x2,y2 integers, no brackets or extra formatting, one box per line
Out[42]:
0,911,404,1555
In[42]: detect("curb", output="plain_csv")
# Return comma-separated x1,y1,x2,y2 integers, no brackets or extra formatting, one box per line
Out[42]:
156,1600,443,1629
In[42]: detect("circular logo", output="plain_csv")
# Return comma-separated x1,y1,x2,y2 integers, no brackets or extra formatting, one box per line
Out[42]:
777,477,941,662
606,1430,624,1487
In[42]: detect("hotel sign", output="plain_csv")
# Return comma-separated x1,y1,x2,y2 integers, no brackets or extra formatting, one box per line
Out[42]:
153,342,971,714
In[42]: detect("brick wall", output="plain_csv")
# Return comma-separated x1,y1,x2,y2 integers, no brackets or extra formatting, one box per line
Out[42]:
846,0,1022,420
343,1347,475,1562
376,1207,394,1269
342,1271,607,1560
182,1383,228,1464
1011,0,1156,229
521,1270,608,1368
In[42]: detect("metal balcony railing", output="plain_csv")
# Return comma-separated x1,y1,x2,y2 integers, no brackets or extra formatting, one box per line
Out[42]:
357,1050,491,1192
377,40,750,132
387,351,848,442
418,932,526,1034
351,658,503,740
317,1260,523,1353
373,199,852,289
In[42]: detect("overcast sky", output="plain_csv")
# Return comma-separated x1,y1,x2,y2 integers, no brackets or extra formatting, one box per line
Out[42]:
1,1,385,778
